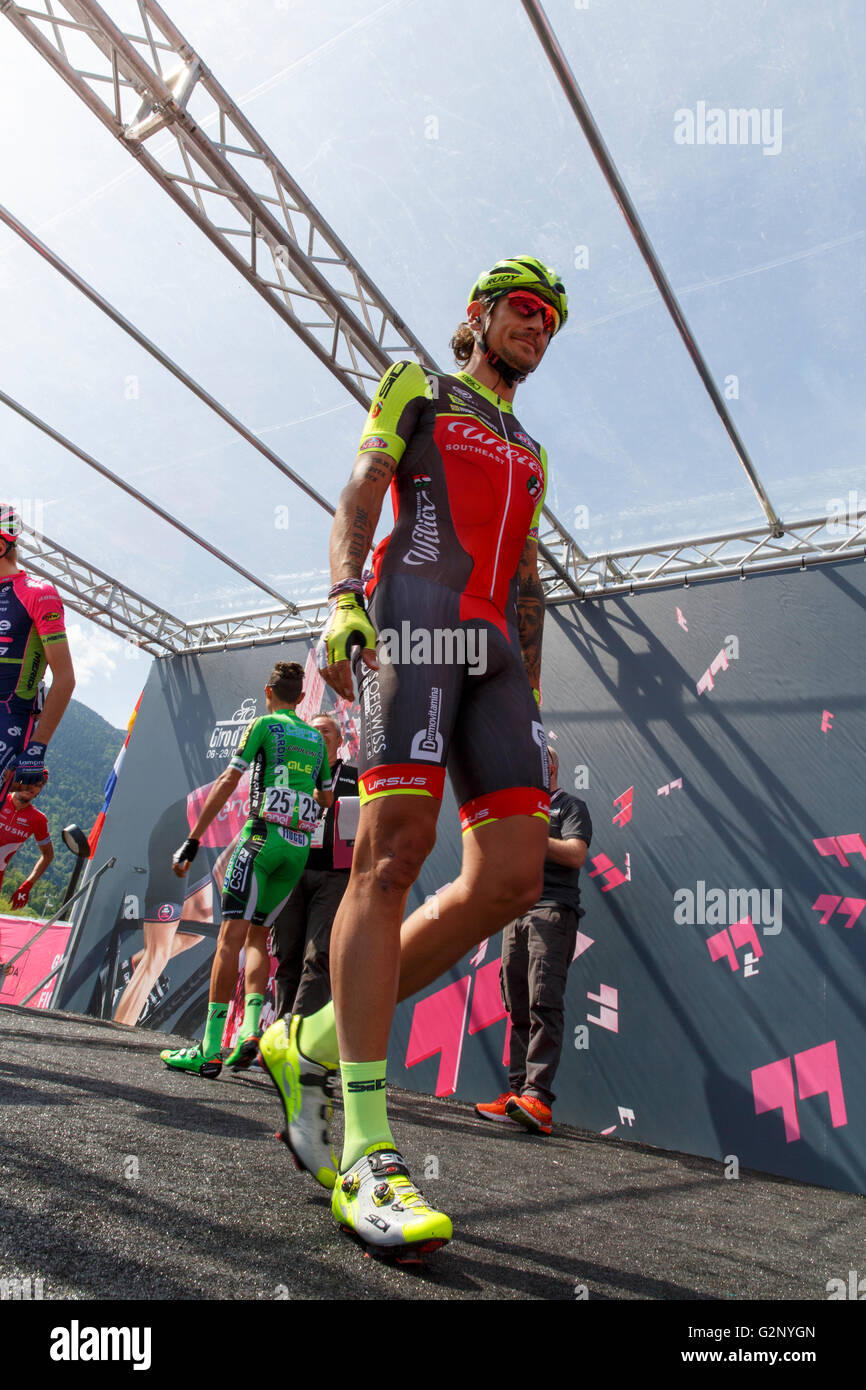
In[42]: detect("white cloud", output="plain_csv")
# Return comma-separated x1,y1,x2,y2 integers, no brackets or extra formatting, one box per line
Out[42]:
64,623,122,688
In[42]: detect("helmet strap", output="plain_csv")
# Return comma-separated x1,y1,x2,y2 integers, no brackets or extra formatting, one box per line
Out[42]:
472,305,528,388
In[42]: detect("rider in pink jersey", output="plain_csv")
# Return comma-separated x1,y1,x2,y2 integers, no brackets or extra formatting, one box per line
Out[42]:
0,505,75,805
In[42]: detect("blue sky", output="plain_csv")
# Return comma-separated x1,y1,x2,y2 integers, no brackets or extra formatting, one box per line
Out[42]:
2,0,864,727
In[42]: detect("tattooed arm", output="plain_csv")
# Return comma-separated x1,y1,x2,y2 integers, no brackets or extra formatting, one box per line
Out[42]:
321,451,399,699
329,451,398,583
517,533,545,699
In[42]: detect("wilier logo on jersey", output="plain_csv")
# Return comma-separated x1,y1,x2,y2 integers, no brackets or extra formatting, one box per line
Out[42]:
527,474,543,501
409,686,444,761
404,479,440,566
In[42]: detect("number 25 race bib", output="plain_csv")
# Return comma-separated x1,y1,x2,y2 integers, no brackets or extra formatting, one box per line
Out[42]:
262,786,318,831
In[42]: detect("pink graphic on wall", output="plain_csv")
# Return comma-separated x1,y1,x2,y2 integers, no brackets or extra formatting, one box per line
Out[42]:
612,786,634,828
657,777,683,796
696,647,732,696
752,1040,848,1144
811,895,866,930
469,938,489,968
0,916,72,1008
706,916,764,973
588,853,628,892
468,957,511,1066
405,975,472,1097
676,607,688,632
821,710,834,733
572,931,594,961
332,695,361,762
188,771,250,848
223,949,279,1050
587,983,618,1032
752,1056,799,1142
601,1105,636,1135
295,648,325,722
813,833,866,867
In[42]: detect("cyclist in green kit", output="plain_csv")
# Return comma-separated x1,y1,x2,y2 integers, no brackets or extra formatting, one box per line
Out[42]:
161,662,332,1077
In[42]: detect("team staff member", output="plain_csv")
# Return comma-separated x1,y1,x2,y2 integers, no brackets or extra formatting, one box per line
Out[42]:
261,257,568,1256
161,662,332,1078
0,506,75,803
271,714,358,1019
0,771,53,908
476,747,592,1134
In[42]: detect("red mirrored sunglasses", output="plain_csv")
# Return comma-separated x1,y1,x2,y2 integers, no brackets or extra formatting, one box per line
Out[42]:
505,291,560,335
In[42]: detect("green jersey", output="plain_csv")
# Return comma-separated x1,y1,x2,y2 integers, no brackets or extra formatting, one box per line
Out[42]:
229,710,331,836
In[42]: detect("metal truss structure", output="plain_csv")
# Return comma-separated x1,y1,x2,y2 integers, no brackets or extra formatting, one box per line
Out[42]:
541,513,866,604
20,524,329,654
4,0,864,653
1,0,433,407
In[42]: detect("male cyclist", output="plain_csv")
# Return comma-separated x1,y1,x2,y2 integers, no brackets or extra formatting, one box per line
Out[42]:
161,662,332,1077
0,770,53,908
0,505,75,807
260,257,567,1256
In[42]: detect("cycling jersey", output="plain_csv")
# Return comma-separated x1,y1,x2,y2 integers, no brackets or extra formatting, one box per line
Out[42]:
228,712,331,833
360,363,547,638
0,570,67,711
222,711,332,924
353,362,550,826
0,796,51,893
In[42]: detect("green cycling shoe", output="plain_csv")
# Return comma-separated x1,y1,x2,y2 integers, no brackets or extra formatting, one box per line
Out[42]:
224,1034,260,1071
160,1044,222,1079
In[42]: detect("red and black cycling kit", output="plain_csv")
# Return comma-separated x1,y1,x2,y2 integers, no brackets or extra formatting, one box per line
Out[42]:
353,361,550,829
0,570,67,781
0,796,51,896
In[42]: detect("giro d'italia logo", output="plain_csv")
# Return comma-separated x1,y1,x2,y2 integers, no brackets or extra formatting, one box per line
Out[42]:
208,697,257,760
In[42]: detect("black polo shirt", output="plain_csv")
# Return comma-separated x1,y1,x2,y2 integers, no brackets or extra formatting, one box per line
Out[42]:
538,789,593,915
306,760,359,872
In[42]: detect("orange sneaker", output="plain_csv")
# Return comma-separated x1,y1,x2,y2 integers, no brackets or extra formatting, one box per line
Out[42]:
475,1092,519,1124
506,1094,552,1135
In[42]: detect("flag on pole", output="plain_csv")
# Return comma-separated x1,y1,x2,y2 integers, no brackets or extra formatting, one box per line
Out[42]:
88,692,143,857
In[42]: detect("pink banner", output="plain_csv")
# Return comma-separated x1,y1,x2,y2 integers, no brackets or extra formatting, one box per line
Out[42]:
0,915,72,1009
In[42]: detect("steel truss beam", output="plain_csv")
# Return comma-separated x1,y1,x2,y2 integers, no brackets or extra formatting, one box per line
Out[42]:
8,0,857,634
21,514,864,661
1,0,433,407
19,525,328,654
3,0,589,602
543,514,866,603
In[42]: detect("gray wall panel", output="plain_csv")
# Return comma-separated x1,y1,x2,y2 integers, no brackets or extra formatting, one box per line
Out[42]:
62,560,866,1191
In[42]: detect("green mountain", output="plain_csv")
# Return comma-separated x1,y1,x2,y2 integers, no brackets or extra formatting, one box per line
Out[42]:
2,699,125,918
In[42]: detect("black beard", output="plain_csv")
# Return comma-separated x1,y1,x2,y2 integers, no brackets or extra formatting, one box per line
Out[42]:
497,336,540,374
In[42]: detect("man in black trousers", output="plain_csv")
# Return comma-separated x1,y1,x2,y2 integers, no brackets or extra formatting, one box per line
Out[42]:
271,713,358,1017
475,746,592,1134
